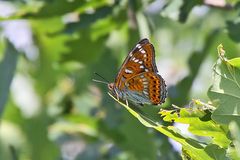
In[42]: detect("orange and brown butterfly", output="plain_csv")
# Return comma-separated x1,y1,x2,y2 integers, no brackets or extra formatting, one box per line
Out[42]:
95,38,167,106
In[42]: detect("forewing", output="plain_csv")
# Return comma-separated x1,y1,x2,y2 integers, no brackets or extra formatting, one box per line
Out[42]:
115,38,158,90
125,72,167,105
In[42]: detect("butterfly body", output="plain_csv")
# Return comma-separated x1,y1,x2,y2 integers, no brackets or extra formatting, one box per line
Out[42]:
108,38,167,106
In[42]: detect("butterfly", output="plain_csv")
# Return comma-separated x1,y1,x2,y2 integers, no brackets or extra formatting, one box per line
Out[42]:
107,38,167,106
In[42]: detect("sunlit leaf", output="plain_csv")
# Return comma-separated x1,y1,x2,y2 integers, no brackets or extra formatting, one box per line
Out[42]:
28,0,88,18
208,44,240,125
228,57,240,68
2,1,240,159
108,93,219,160
30,17,72,94
65,6,113,33
160,105,231,148
228,121,240,159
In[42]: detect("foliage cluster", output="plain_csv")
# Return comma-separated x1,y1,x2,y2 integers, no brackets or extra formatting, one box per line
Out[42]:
0,0,240,160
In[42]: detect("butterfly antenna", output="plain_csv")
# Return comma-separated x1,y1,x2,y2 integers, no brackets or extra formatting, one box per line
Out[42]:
94,72,110,83
92,72,110,85
92,79,109,85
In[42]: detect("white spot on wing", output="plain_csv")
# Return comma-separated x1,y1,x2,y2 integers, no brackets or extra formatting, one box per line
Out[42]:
134,59,139,63
136,44,141,48
143,81,148,85
140,65,144,69
143,90,148,95
145,69,149,72
138,61,143,64
125,68,133,74
140,49,146,54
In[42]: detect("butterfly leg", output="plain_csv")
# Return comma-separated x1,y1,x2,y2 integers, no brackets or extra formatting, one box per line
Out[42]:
113,88,120,101
116,92,120,101
125,99,129,106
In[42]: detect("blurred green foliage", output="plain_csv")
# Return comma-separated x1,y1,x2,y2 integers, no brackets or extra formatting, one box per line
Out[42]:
0,0,240,160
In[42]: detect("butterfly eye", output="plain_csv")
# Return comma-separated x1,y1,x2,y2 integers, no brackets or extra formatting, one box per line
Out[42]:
108,83,114,90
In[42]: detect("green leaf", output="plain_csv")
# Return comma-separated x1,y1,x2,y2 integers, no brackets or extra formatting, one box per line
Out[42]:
27,0,107,18
160,105,231,148
108,94,218,160
31,17,71,61
62,30,106,64
0,41,18,117
178,0,202,23
204,144,229,160
30,17,72,94
208,45,240,125
228,57,240,68
227,20,240,42
65,6,113,33
228,121,240,159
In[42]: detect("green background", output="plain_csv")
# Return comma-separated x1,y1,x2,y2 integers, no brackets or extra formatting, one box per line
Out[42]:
0,0,240,160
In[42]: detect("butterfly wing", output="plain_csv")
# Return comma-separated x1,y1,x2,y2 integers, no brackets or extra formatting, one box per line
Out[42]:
125,72,167,105
114,38,158,90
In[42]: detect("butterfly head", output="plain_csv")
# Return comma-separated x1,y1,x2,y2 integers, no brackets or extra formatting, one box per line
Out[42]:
108,82,125,100
108,83,119,96
108,83,114,91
